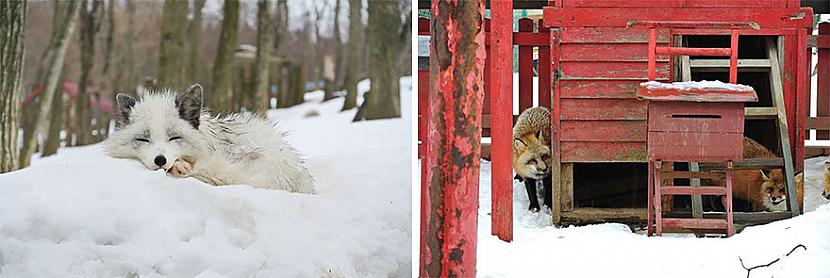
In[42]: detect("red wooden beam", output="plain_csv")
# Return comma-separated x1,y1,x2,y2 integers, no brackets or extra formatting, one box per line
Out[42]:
518,18,533,113
817,23,829,139
655,47,731,57
729,29,739,84
543,7,813,28
420,1,485,276
490,0,513,243
538,19,552,109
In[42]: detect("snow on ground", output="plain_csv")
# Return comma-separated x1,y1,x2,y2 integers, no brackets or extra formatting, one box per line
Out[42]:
0,77,412,277
475,156,830,277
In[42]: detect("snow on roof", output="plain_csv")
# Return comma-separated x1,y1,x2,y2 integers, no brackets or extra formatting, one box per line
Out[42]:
640,80,754,92
638,80,758,102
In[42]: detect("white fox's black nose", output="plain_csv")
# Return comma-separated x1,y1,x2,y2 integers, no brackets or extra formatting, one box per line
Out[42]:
154,155,167,167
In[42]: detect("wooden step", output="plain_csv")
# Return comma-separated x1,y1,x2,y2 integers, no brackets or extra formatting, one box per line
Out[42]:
661,218,728,230
663,211,790,224
689,59,771,72
745,107,778,119
660,186,727,196
659,171,725,180
698,158,784,170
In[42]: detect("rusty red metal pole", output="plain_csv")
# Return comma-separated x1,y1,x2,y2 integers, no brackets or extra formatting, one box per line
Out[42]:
419,1,486,277
729,29,739,84
490,0,513,242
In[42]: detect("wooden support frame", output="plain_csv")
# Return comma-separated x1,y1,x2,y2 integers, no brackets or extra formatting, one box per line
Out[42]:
490,0,513,242
767,37,801,216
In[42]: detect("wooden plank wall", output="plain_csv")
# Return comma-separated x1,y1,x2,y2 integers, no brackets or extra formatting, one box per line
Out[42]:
557,28,670,162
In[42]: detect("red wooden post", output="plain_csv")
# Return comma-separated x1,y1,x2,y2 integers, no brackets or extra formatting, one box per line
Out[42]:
490,0,513,242
419,1,486,276
817,22,829,140
648,28,656,81
518,18,533,112
538,19,552,110
729,29,738,84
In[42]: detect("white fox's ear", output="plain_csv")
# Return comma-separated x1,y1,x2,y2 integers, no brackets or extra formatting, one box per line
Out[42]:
115,93,136,127
176,84,203,129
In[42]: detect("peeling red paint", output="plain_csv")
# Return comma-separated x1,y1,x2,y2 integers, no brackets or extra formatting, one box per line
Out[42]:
420,1,485,277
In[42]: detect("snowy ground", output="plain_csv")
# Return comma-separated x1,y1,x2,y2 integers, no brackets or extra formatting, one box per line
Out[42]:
474,156,830,277
0,77,412,277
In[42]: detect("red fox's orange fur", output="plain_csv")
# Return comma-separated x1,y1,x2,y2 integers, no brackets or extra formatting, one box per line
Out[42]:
719,137,804,211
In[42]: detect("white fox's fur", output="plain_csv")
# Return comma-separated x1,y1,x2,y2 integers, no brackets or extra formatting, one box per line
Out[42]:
104,84,315,193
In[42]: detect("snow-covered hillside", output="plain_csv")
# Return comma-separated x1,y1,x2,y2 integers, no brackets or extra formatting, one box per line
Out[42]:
475,156,830,277
0,77,412,277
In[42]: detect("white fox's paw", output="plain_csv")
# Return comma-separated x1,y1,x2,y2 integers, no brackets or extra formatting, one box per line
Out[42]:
167,159,192,177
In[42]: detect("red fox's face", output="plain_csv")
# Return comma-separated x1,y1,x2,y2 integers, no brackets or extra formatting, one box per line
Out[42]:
513,133,551,180
760,169,787,208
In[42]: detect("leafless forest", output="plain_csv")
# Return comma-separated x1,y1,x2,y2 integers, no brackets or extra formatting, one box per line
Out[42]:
0,0,412,173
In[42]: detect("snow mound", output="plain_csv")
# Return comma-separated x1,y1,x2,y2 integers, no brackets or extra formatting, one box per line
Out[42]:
0,77,412,277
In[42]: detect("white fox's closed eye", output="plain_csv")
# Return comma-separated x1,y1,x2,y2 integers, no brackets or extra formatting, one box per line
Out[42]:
169,136,182,141
135,138,149,143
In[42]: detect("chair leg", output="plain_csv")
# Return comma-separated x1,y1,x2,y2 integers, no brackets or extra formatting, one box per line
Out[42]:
647,161,654,236
726,161,734,237
654,161,663,236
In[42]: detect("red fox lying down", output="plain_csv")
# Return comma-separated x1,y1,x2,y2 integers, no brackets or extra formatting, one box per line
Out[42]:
705,137,803,212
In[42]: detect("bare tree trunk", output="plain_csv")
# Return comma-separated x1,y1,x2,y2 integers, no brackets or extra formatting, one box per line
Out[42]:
209,0,239,114
73,0,102,146
98,0,115,139
292,64,305,105
252,0,273,115
157,0,188,89
331,0,346,93
20,0,64,160
187,0,206,84
0,0,26,173
19,0,80,167
341,0,361,111
124,0,135,88
42,70,64,156
362,0,403,120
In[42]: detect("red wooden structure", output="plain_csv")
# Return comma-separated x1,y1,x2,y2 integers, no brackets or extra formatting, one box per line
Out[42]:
807,22,830,156
543,1,812,226
638,23,759,237
419,1,818,268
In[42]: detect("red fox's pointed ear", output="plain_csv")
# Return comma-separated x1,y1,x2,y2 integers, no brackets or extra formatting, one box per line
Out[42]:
760,170,770,181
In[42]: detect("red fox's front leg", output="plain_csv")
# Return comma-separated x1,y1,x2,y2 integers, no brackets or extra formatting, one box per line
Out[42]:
167,158,194,177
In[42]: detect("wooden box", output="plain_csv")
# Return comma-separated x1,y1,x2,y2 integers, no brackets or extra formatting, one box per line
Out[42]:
638,81,758,162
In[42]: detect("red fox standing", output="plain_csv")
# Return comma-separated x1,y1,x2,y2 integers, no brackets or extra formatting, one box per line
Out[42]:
512,107,552,212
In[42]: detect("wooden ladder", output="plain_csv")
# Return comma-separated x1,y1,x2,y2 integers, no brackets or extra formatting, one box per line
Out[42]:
680,37,801,219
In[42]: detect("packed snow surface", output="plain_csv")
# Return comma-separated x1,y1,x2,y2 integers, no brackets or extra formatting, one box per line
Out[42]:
474,156,830,277
0,77,412,277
